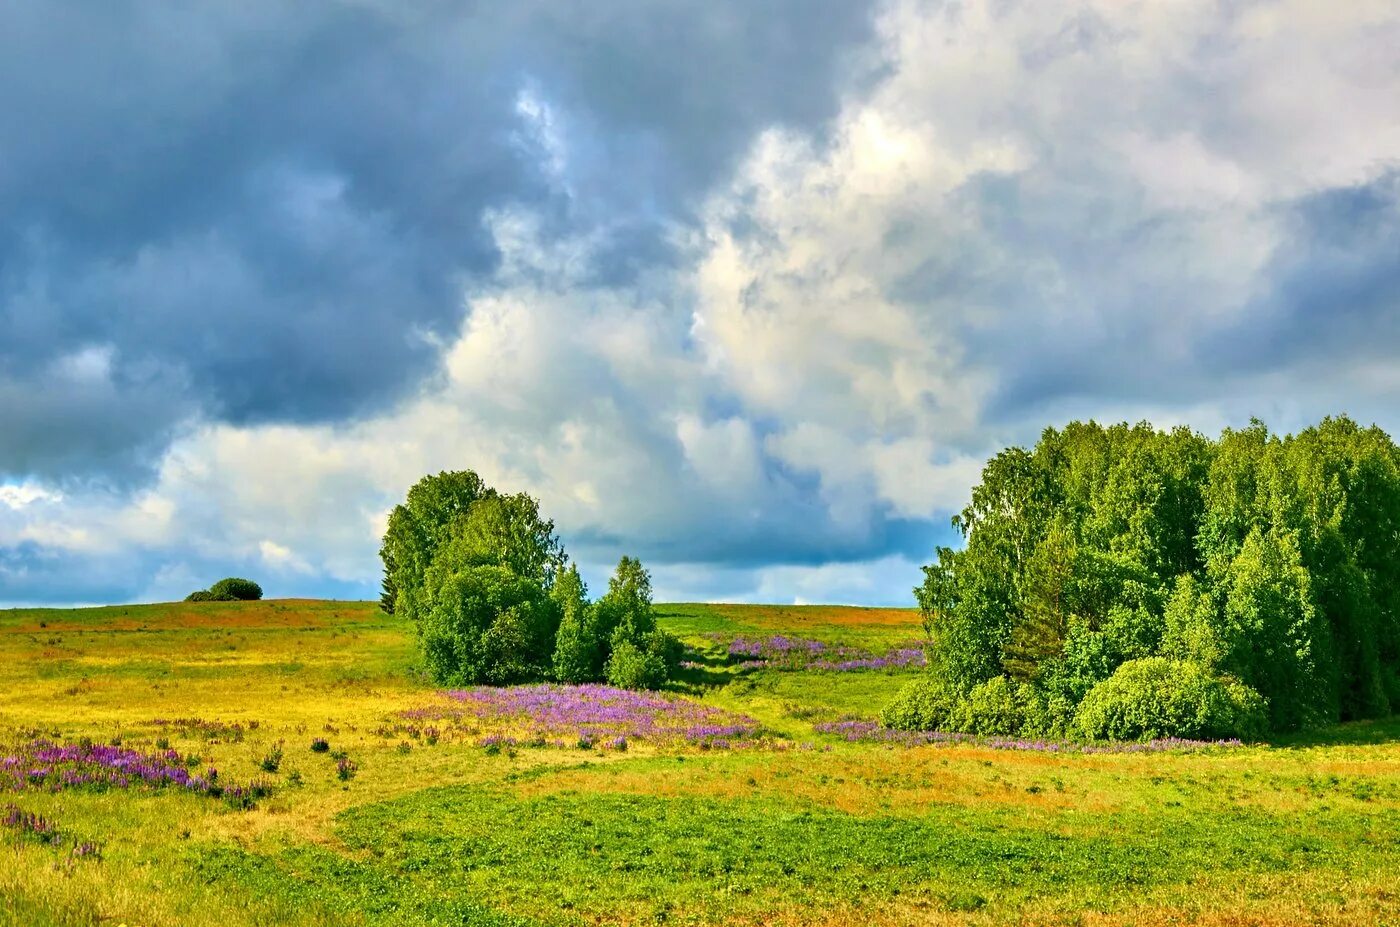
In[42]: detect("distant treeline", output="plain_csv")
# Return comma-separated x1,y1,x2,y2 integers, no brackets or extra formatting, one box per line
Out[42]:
887,416,1400,740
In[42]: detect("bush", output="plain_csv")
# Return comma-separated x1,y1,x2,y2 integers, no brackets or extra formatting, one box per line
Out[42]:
880,677,954,731
209,577,263,601
643,628,684,676
419,566,555,686
949,676,1024,736
184,590,227,602
605,640,668,690
1074,657,1267,742
1017,684,1075,739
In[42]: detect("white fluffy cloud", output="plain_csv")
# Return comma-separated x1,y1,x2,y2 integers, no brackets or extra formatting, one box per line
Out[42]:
4,0,1399,606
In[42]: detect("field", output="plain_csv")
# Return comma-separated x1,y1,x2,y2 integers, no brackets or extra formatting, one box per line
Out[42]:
2,600,1399,927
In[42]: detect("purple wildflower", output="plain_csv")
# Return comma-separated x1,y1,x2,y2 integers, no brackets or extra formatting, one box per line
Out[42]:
725,636,924,672
413,684,762,748
0,739,269,807
3,803,60,844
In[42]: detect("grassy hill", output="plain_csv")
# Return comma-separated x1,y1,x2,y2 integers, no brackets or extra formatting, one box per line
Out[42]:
2,600,1398,926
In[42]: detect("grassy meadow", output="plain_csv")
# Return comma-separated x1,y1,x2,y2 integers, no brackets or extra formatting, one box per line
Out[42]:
2,599,1399,926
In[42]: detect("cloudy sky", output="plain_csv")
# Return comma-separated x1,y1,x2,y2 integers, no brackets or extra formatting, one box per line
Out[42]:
2,0,1399,607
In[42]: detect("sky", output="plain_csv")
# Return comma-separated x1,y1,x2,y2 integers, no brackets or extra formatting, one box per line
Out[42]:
2,0,1399,607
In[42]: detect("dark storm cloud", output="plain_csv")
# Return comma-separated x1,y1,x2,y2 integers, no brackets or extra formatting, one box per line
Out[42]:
1210,170,1400,373
0,0,876,482
0,360,193,487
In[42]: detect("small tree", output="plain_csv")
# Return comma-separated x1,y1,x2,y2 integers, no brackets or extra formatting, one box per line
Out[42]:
595,556,656,643
379,547,398,614
551,565,598,683
596,557,680,689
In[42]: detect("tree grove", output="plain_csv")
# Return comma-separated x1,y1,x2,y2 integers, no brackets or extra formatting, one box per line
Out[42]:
889,416,1400,740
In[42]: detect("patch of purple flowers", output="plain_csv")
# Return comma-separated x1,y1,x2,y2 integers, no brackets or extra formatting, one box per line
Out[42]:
407,684,762,748
1,739,271,807
726,635,926,672
4,803,105,861
813,720,1244,753
728,635,826,661
3,803,60,844
810,648,926,672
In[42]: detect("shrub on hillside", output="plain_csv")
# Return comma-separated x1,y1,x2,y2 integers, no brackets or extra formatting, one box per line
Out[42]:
209,577,263,601
184,590,226,603
380,470,678,691
557,556,680,690
1074,657,1267,741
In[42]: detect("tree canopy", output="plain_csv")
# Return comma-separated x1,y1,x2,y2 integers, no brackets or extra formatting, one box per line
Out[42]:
380,471,678,688
890,416,1400,740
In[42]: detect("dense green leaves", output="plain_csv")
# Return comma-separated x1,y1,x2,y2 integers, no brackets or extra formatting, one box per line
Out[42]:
210,577,263,601
381,471,676,688
550,565,597,683
185,577,263,602
880,677,955,731
910,416,1400,739
1074,658,1268,742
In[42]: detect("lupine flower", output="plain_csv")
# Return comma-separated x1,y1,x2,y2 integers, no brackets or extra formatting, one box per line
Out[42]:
410,684,762,748
724,636,925,672
70,841,102,859
3,803,60,844
0,739,270,808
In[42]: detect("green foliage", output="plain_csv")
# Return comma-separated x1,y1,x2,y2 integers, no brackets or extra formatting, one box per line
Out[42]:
382,471,564,685
907,416,1400,739
209,577,263,601
595,556,657,642
1219,528,1332,730
382,472,674,689
419,565,556,686
1074,658,1268,742
185,578,261,603
380,470,497,623
949,676,1024,736
586,557,681,689
880,677,955,731
379,547,398,614
604,639,668,689
550,565,598,683
184,590,228,602
548,556,682,689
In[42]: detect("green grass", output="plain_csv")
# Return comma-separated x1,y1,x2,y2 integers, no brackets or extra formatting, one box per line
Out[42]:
2,600,1399,926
